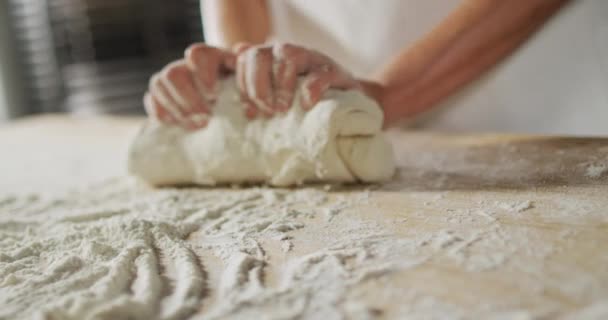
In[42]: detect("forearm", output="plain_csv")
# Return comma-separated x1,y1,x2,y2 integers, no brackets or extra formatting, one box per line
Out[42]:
201,0,271,48
367,0,569,126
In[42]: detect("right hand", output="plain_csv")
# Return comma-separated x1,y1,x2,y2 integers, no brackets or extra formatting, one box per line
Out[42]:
234,43,361,119
143,44,236,130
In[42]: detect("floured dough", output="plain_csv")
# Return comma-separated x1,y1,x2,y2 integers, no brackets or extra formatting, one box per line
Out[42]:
128,78,395,186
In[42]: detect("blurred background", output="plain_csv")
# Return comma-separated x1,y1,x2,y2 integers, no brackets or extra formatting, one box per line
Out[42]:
0,0,203,121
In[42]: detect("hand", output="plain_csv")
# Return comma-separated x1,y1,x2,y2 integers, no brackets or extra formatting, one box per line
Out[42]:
143,44,236,130
234,43,361,119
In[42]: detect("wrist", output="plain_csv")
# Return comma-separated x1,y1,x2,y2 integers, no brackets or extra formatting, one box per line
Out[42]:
358,79,383,100
358,80,399,128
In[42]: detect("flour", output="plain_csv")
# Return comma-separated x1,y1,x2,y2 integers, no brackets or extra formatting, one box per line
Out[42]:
585,163,607,179
497,200,534,213
129,78,395,187
0,176,575,320
562,301,608,320
0,178,396,319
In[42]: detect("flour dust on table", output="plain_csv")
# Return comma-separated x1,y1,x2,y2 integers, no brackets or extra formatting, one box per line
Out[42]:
1,176,607,319
0,179,392,319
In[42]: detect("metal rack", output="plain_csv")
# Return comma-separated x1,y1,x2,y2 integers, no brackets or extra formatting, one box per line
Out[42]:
7,0,203,116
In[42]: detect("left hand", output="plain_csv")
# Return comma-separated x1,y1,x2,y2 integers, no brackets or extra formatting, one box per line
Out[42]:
234,43,362,119
144,44,236,130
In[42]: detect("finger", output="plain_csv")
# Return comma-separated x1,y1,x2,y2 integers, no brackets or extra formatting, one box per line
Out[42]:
244,101,259,119
162,61,209,116
150,73,186,121
185,44,236,101
144,93,177,124
272,43,330,75
272,58,298,112
143,92,156,117
244,46,274,115
149,91,200,130
223,52,237,71
300,68,359,110
185,44,221,97
162,61,210,122
272,43,338,112
236,49,260,119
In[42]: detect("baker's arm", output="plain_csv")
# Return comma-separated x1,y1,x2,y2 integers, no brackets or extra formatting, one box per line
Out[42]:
361,0,570,127
201,0,271,48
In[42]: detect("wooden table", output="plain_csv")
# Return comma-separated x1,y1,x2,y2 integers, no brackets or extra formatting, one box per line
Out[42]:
1,115,607,319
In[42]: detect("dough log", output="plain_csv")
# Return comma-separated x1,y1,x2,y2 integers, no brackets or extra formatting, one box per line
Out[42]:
128,78,395,186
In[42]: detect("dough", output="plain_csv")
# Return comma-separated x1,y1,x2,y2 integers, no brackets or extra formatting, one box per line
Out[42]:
128,78,395,186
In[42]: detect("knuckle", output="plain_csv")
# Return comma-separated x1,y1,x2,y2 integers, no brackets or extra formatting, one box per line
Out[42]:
163,63,188,82
185,43,206,56
248,46,271,59
305,76,326,92
272,42,288,57
185,43,217,60
274,43,298,56
306,71,323,82
253,50,273,70
261,48,273,60
322,63,337,72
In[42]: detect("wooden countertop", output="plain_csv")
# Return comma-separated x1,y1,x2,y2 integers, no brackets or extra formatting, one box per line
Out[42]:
1,115,607,319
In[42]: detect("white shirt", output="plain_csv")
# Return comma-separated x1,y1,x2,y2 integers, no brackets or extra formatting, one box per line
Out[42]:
206,1,608,136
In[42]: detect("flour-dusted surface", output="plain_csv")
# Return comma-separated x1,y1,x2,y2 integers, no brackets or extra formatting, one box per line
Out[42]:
1,116,608,319
0,181,370,319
